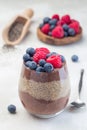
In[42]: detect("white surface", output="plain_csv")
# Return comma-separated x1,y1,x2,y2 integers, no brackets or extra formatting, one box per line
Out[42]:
0,0,87,130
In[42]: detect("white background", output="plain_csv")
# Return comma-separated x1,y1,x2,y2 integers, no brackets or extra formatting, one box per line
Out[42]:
0,0,87,130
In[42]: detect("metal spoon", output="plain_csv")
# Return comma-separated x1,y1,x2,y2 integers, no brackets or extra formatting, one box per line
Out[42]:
71,69,86,108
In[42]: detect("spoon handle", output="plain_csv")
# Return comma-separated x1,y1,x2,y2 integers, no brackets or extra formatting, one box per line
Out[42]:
79,69,84,95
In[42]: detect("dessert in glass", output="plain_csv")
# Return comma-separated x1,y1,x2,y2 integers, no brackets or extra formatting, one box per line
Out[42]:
18,47,70,118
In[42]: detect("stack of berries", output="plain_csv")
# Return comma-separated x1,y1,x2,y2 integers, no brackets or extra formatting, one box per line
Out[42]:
23,47,65,73
39,14,80,38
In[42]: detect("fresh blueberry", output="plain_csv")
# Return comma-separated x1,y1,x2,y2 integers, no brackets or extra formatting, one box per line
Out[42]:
46,52,58,58
71,55,79,62
23,54,31,62
48,31,52,36
43,17,51,24
39,23,44,28
26,47,35,57
68,28,76,36
60,55,65,62
64,31,68,37
44,63,54,72
62,24,69,31
49,19,57,25
39,59,46,67
25,61,37,70
36,66,45,73
50,25,55,31
8,104,16,114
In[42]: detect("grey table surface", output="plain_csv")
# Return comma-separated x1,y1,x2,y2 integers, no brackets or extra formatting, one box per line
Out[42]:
0,0,87,130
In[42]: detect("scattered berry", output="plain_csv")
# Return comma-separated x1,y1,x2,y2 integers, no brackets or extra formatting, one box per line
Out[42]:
52,14,60,20
41,24,50,34
61,15,71,24
49,19,57,25
44,63,54,72
25,61,37,70
23,54,31,62
43,17,51,24
26,47,35,56
39,59,46,67
46,55,62,68
68,28,76,36
8,104,16,114
71,55,79,62
36,66,45,73
62,24,69,31
69,22,80,34
52,26,64,38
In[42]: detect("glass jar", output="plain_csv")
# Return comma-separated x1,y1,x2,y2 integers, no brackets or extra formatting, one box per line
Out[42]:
18,62,70,118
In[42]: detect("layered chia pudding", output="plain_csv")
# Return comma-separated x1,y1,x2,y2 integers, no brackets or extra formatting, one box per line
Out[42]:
18,47,70,118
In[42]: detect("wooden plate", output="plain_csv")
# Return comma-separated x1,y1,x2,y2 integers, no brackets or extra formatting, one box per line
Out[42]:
37,27,82,45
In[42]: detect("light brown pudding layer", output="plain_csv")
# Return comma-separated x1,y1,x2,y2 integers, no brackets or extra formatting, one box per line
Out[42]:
37,27,82,45
19,91,69,115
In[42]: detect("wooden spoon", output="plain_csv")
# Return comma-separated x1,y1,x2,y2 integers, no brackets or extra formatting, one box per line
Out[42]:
2,9,34,46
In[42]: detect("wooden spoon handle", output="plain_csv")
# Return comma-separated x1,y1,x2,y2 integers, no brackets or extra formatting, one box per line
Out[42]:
22,9,34,18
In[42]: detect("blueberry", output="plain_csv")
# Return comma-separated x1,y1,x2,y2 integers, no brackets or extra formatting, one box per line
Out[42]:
64,31,68,37
68,28,76,36
71,55,79,62
8,104,16,114
23,54,31,62
48,31,52,36
26,47,35,57
62,24,69,31
36,66,45,73
25,61,37,70
39,59,46,67
46,52,58,58
50,25,55,30
49,19,57,25
60,55,65,62
44,63,54,72
39,23,44,28
43,17,51,24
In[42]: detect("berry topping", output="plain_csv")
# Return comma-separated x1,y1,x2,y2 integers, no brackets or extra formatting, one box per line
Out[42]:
44,63,54,72
68,28,76,36
36,66,45,73
41,24,50,34
71,55,79,62
69,21,80,34
50,25,56,31
39,59,46,67
23,54,32,62
49,19,57,25
25,61,37,70
60,55,65,62
43,17,51,24
64,31,68,37
48,31,52,36
26,47,35,56
52,26,64,38
39,23,44,28
62,24,69,31
8,104,16,114
35,47,50,54
52,14,60,20
57,20,65,26
46,55,62,68
61,15,71,24
46,52,58,58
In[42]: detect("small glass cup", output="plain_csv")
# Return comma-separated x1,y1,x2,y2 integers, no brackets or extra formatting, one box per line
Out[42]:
18,61,70,118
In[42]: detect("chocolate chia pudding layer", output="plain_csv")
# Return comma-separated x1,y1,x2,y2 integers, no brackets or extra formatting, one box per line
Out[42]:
19,91,69,115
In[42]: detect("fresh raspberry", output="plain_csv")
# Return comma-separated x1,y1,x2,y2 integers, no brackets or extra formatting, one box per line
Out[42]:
61,15,71,24
46,55,62,68
71,19,79,24
52,26,64,38
57,20,65,26
52,14,60,20
35,47,50,54
41,24,50,34
69,21,80,34
33,51,47,63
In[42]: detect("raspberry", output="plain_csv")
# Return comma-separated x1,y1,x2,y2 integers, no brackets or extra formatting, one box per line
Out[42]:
35,47,50,54
52,14,60,20
41,24,50,34
33,51,47,63
69,21,80,34
46,55,62,68
57,20,65,26
52,26,64,38
61,15,71,24
71,19,79,24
